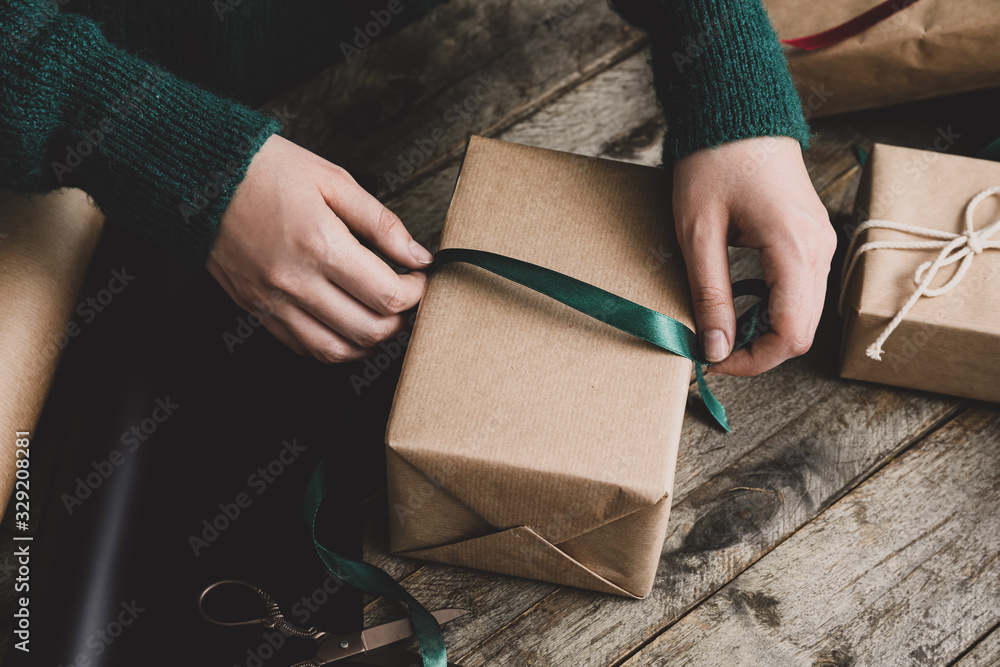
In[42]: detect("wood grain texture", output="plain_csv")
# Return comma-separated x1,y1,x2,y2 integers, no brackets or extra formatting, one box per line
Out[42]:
457,392,962,666
361,343,845,647
623,407,1000,667
362,190,964,661
0,0,997,663
955,626,1000,666
265,0,645,197
377,56,995,252
383,49,664,247
338,13,1000,666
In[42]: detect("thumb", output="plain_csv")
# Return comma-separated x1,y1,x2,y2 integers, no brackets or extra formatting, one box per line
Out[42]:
680,225,736,364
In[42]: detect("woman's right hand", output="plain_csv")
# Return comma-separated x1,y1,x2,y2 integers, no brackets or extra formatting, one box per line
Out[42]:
207,135,433,362
672,136,836,375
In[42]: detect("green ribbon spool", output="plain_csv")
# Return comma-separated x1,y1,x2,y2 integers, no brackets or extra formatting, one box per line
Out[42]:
306,247,770,667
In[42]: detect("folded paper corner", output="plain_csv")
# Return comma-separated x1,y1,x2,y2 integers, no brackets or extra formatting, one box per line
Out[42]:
397,525,648,599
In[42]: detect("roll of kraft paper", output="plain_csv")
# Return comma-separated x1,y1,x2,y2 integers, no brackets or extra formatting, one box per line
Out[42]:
16,224,370,667
5,221,169,667
0,188,104,521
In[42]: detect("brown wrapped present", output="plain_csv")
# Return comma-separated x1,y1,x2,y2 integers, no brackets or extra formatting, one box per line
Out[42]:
765,0,1000,117
840,143,1000,401
384,137,693,598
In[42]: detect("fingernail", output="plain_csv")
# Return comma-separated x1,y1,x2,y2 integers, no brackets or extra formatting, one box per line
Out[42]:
703,329,730,363
409,239,434,264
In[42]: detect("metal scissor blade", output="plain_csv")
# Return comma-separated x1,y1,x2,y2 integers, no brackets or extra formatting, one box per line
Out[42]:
348,647,463,667
359,609,471,653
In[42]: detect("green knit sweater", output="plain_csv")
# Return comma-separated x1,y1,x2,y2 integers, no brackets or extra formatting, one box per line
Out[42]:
0,0,808,265
611,0,810,160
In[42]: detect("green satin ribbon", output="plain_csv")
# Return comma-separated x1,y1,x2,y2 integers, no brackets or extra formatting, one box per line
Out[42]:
433,247,769,432
305,459,449,666
305,247,770,667
977,136,1000,162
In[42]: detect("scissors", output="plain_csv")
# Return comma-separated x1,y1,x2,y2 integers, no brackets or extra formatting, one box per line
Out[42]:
198,580,469,667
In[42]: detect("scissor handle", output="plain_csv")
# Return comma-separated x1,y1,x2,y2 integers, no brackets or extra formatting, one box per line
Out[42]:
198,579,326,640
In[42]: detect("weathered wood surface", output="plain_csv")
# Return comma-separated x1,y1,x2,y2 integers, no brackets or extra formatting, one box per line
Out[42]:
383,49,664,246
266,0,646,198
623,407,1000,667
371,55,997,251
355,89,974,662
0,1,990,664
956,627,1000,666
265,4,1000,666
449,397,965,665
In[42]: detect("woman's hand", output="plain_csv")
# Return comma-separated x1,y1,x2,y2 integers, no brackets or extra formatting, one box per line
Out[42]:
207,135,433,362
672,136,837,376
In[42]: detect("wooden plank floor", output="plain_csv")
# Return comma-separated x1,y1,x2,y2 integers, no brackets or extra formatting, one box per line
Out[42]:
265,1,1000,665
0,1,995,665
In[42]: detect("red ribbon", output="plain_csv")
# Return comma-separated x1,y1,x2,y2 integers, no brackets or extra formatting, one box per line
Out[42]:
779,0,923,51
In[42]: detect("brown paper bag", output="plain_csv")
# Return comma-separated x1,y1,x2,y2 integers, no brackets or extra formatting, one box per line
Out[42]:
840,143,1000,402
385,137,693,598
765,0,1000,117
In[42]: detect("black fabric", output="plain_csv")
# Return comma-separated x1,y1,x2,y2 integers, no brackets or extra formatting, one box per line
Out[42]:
12,223,404,666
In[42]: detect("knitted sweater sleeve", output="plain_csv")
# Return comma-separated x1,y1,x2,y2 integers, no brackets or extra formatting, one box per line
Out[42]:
0,0,281,263
609,0,810,161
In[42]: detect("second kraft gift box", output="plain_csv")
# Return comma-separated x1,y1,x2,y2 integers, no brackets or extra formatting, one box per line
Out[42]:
384,137,693,598
840,143,1000,402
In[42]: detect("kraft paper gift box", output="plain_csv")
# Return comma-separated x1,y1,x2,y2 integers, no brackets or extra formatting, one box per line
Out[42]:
840,143,1000,402
764,0,1000,117
384,137,693,598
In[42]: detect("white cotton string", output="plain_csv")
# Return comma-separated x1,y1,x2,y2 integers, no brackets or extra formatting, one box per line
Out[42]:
839,186,1000,361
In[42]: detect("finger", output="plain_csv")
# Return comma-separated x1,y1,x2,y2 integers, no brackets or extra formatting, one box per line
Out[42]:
276,303,371,364
710,247,814,376
680,220,736,364
323,169,433,269
807,250,834,350
324,230,428,316
296,276,411,348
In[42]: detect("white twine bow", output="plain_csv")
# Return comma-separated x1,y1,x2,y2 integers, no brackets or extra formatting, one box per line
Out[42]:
839,186,1000,361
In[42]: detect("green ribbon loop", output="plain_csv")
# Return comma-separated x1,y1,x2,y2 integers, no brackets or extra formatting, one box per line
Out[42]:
977,136,1000,162
433,247,770,432
303,247,770,667
305,460,448,667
